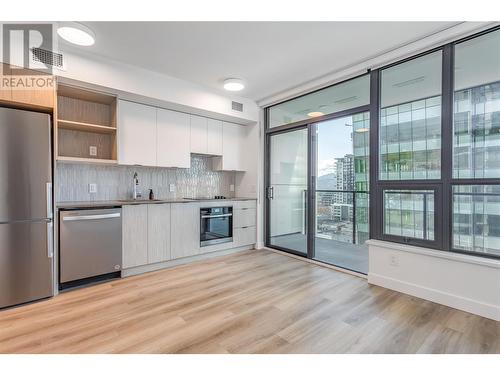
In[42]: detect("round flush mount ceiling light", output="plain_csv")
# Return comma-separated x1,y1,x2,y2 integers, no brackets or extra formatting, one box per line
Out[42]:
57,22,95,46
355,128,370,133
223,78,245,91
307,111,324,118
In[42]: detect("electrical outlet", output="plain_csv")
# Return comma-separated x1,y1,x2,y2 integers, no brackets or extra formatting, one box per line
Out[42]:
169,184,175,192
229,184,235,192
390,254,399,267
89,146,97,157
89,183,97,194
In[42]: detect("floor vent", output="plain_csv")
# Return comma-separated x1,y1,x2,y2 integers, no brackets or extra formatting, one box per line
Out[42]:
232,101,243,112
31,47,64,68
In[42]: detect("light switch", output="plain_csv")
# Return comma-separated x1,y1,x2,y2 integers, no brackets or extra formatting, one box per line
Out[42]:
229,184,235,192
89,183,97,194
89,146,97,156
169,184,175,192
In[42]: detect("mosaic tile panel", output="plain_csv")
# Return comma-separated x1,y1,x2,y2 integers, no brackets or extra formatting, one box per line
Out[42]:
56,155,236,202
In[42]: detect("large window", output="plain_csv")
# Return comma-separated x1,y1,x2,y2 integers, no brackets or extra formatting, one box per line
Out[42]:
383,189,435,241
268,75,370,128
453,185,500,257
377,51,442,248
451,28,500,257
380,51,442,180
265,27,500,263
454,29,500,179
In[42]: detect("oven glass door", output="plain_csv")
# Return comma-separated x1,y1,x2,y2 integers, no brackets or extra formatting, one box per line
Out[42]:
200,207,233,246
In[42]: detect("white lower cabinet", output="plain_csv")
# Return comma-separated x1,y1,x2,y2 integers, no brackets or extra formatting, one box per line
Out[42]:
171,203,200,259
122,205,149,268
147,203,171,264
234,226,256,248
233,208,256,228
233,201,257,248
122,200,256,271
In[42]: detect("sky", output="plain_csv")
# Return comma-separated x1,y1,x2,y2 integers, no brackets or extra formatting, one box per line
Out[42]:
317,116,354,176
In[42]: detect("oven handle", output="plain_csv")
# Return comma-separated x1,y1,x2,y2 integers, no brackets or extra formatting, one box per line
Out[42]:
201,213,233,219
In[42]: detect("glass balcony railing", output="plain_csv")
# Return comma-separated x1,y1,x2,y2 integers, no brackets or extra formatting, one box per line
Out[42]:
315,190,369,246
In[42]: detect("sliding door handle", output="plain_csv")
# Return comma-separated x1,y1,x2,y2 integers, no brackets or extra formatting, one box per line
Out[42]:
267,186,274,199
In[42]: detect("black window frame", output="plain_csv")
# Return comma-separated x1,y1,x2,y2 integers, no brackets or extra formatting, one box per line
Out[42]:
264,25,500,262
371,45,447,249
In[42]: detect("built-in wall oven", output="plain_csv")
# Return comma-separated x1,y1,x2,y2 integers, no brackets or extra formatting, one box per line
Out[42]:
200,206,233,247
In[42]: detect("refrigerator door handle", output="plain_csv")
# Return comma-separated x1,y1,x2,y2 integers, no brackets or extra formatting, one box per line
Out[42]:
47,220,53,258
46,182,53,219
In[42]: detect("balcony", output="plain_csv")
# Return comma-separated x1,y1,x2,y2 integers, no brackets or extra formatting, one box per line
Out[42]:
270,189,369,274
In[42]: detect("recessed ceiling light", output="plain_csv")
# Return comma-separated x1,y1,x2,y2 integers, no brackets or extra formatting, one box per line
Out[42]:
307,111,325,117
307,111,324,118
57,22,95,46
223,78,245,91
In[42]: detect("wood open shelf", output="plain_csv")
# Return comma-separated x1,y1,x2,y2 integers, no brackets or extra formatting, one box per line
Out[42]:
58,119,117,134
57,156,118,165
56,84,118,162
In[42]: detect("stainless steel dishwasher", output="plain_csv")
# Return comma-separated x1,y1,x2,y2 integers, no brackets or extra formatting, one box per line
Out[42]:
59,208,122,288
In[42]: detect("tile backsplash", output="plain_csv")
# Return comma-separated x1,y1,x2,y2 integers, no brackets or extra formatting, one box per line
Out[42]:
56,155,236,202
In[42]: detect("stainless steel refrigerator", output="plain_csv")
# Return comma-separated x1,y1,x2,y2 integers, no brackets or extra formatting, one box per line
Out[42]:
0,106,54,309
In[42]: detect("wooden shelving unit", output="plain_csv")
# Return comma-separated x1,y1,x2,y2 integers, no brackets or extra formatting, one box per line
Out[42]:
57,119,117,134
56,156,118,165
56,84,118,164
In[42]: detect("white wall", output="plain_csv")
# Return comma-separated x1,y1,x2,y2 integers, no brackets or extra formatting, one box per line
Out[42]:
56,48,259,124
367,240,500,321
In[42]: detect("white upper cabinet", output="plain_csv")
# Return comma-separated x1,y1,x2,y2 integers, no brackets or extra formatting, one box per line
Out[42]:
213,122,246,171
157,108,191,168
190,115,208,154
118,100,157,167
190,115,223,156
207,118,223,156
118,99,245,170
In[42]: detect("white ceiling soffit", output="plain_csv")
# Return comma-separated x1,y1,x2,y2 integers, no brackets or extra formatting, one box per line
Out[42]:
71,21,496,106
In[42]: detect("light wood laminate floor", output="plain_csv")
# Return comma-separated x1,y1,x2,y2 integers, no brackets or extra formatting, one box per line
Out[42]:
0,249,498,354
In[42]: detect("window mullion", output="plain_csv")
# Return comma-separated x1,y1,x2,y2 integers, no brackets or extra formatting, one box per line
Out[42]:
441,43,454,251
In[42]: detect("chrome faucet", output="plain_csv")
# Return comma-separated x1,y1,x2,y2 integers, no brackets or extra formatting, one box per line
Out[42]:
133,172,142,200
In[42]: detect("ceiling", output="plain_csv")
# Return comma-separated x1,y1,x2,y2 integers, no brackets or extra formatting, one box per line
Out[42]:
68,22,461,102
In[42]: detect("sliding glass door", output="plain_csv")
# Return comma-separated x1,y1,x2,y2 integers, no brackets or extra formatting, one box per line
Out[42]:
265,113,370,273
265,73,371,273
313,113,370,273
267,128,308,255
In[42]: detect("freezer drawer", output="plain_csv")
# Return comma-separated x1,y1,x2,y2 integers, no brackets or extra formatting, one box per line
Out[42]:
59,208,122,284
0,220,53,309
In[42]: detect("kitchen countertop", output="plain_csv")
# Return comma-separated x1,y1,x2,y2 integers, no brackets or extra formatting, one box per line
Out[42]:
56,197,257,209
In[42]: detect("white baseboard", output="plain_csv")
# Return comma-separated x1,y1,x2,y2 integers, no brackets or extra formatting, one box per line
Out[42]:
368,272,500,321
